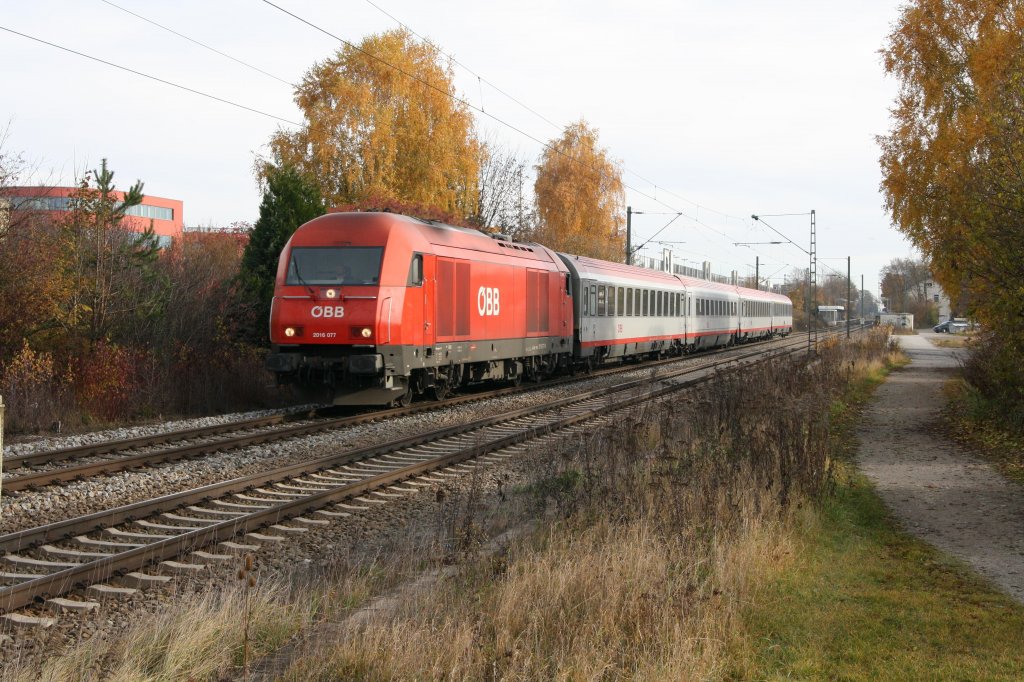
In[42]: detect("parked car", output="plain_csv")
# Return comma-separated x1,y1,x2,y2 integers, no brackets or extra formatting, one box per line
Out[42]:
933,320,968,333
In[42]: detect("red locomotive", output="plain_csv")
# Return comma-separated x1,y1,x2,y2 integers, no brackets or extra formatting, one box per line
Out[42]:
266,212,573,406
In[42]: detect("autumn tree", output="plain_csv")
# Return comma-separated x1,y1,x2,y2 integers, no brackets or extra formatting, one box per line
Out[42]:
0,145,73,359
268,29,479,218
239,164,324,342
533,120,625,260
879,0,1024,410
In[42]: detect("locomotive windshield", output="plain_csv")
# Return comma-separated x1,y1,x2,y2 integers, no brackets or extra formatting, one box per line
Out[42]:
286,247,384,286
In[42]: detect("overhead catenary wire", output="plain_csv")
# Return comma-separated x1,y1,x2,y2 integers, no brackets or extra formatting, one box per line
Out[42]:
98,0,295,86
362,0,563,132
0,25,301,126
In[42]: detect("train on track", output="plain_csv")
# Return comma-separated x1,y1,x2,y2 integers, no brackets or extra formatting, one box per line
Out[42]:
266,211,793,406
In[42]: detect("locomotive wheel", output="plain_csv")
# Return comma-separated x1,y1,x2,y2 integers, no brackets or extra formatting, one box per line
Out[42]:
393,385,413,408
430,383,448,401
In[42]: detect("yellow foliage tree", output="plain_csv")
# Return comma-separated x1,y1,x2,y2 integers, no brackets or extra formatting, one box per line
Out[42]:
879,0,1024,415
269,29,479,217
533,120,625,261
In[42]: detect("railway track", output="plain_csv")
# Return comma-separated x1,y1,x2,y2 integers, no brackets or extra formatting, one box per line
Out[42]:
0,331,851,617
1,332,809,492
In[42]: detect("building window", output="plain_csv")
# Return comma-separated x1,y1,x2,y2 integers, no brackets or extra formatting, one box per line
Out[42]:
125,204,174,221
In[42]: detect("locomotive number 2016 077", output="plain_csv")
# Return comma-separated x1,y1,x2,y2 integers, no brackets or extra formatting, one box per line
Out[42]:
477,287,500,316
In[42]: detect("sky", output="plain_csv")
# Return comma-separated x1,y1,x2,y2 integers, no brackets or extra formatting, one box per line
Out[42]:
0,0,919,299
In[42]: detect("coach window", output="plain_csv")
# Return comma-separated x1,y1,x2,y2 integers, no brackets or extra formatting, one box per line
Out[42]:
617,287,625,316
590,285,597,317
659,291,665,316
642,290,649,316
608,286,616,316
597,285,607,316
583,287,589,316
626,288,633,316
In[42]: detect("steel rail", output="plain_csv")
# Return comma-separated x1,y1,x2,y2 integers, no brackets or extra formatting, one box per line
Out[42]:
2,409,316,471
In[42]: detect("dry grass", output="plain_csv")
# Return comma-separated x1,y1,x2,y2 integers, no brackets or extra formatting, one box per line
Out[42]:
2,583,309,682
929,335,970,348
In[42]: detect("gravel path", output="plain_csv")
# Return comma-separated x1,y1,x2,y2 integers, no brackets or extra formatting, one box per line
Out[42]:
856,332,1024,603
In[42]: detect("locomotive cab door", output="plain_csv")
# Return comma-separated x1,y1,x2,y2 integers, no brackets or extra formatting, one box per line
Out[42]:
418,253,435,351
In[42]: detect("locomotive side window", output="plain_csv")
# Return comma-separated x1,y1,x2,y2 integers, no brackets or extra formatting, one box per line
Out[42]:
408,254,423,286
583,285,589,316
287,246,383,286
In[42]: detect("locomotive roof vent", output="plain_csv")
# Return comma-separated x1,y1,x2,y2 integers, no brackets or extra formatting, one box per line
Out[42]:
487,233,512,242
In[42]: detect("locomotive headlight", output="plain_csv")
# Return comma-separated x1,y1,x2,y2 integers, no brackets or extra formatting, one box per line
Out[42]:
284,327,297,338
325,288,338,299
361,327,372,338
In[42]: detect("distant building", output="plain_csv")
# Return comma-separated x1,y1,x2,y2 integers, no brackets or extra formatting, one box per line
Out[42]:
922,278,953,322
817,305,845,326
876,312,914,329
2,186,183,247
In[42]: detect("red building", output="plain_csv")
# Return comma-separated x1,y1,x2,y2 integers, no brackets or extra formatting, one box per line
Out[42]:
3,186,183,247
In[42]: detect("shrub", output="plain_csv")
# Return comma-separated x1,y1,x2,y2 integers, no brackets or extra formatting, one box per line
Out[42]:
0,341,73,433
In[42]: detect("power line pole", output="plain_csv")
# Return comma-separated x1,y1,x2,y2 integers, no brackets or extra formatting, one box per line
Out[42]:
625,205,632,265
755,256,759,290
809,210,817,355
861,274,865,321
847,255,851,338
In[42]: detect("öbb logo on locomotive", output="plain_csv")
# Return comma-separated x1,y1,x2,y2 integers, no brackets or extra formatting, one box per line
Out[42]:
477,286,501,316
310,305,345,319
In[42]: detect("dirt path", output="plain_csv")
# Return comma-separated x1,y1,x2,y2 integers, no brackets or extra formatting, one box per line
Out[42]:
856,332,1024,603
